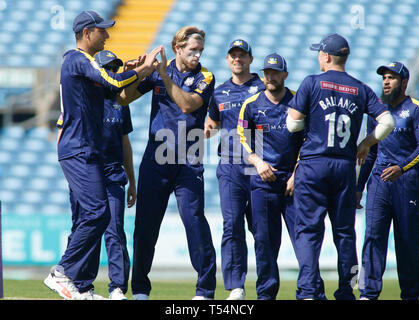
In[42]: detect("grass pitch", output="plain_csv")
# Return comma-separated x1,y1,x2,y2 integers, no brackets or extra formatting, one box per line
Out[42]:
1,279,402,300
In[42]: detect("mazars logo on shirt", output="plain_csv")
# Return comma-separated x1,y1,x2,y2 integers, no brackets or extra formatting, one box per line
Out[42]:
320,81,358,95
256,124,270,132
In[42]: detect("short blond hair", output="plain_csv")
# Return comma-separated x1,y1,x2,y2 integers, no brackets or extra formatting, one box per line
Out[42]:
171,26,205,54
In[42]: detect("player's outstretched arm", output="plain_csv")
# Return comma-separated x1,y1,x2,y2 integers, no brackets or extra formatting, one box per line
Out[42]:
117,46,163,106
357,111,394,165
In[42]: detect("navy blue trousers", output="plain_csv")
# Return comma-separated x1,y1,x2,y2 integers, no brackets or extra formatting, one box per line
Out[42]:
360,166,419,300
250,180,294,300
217,163,252,291
68,182,130,294
59,152,111,293
294,158,358,300
104,182,130,294
131,158,217,298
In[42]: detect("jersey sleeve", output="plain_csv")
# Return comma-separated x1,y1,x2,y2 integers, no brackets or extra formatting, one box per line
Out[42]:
56,113,63,129
193,67,215,106
76,50,138,92
399,104,419,172
288,76,313,115
137,72,155,95
122,105,133,136
208,95,220,121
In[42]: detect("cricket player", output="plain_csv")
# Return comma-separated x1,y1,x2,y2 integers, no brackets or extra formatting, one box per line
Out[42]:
286,33,394,300
204,39,265,300
356,62,419,300
237,53,303,300
121,26,217,300
44,11,160,300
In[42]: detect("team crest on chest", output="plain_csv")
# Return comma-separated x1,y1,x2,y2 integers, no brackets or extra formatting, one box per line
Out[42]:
184,76,194,86
248,86,258,94
112,103,122,111
399,109,410,119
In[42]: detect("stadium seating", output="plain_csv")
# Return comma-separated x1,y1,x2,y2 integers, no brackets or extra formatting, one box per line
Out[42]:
1,0,419,216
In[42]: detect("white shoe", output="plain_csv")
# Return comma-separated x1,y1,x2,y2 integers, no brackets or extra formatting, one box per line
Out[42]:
359,297,370,300
109,288,128,300
80,289,107,300
227,288,245,300
43,266,86,300
192,296,213,300
133,293,149,300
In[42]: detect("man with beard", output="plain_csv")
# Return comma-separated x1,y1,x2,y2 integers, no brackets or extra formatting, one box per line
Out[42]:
356,62,419,300
204,39,264,300
237,53,305,299
120,26,217,300
286,34,394,300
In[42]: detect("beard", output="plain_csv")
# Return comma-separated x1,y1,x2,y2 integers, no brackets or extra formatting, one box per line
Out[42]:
381,84,402,105
266,81,284,94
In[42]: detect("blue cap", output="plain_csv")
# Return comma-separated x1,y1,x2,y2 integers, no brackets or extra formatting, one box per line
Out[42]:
377,61,409,80
73,10,115,33
262,53,287,72
228,39,252,56
310,33,350,56
94,50,123,67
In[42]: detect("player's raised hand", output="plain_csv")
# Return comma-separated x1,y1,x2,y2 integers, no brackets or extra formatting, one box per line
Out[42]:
124,57,141,71
133,45,163,78
155,46,168,76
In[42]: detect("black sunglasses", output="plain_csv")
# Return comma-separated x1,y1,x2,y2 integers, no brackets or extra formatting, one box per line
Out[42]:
103,65,120,73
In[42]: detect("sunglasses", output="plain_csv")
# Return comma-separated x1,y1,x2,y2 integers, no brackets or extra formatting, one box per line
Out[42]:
103,65,120,73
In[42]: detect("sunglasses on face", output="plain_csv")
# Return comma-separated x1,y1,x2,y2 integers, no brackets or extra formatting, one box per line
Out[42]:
103,65,120,73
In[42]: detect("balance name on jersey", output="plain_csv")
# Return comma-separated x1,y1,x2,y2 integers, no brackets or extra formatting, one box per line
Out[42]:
318,96,359,114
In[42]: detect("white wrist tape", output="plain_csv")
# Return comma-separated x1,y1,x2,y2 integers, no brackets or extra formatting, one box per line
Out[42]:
286,114,305,132
373,111,395,140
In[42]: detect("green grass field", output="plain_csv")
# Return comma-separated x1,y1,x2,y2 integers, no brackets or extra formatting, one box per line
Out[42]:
1,279,402,300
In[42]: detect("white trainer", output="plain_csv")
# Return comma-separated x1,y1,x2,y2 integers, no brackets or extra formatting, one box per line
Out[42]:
109,288,128,300
133,293,149,300
80,289,107,300
359,297,370,300
227,288,245,300
43,266,86,300
192,296,213,300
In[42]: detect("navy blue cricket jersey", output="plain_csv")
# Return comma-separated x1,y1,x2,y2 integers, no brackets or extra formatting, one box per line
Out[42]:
208,73,265,162
137,59,215,163
238,88,304,172
357,96,419,190
58,48,138,161
289,70,388,161
102,99,133,177
57,98,133,183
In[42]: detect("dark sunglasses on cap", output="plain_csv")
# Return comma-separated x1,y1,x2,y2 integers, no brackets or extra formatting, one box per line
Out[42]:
103,65,120,73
